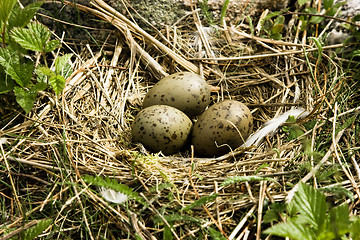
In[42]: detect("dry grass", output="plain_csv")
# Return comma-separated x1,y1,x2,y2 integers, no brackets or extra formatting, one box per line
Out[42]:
0,0,359,239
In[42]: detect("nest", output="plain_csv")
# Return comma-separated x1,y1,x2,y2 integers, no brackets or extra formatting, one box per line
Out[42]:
1,0,359,239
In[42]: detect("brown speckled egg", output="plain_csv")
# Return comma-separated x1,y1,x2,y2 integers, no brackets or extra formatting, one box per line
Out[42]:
132,105,193,155
142,72,210,117
191,100,253,157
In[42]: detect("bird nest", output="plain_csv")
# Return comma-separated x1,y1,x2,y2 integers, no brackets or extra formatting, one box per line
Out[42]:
1,0,359,239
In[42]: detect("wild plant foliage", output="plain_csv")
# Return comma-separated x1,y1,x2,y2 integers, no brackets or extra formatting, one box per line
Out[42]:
0,0,73,113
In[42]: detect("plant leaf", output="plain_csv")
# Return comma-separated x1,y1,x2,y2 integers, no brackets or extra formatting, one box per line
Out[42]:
11,22,51,52
350,218,360,240
0,0,17,25
328,204,351,236
44,39,61,53
8,1,44,29
323,0,334,10
0,66,16,93
264,220,315,240
208,227,227,240
181,194,218,212
320,186,355,202
0,48,33,87
49,75,65,96
23,219,52,240
292,182,327,229
14,86,37,113
221,175,274,187
297,0,311,6
55,53,73,77
153,213,202,225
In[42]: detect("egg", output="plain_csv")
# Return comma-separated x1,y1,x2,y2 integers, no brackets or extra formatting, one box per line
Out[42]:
191,100,253,157
132,105,193,155
142,72,211,117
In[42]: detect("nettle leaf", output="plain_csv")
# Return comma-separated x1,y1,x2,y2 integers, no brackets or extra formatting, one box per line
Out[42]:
0,0,17,25
55,53,73,77
36,66,55,77
14,86,37,113
44,39,61,53
264,220,316,240
8,1,44,29
49,75,65,96
11,22,51,52
0,48,33,87
293,182,327,229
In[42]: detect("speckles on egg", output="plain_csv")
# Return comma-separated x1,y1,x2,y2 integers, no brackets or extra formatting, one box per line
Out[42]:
142,72,211,117
132,105,193,155
191,100,253,157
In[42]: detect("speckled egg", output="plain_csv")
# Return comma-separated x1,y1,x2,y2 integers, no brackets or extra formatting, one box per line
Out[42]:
191,100,253,157
142,72,211,117
132,105,193,155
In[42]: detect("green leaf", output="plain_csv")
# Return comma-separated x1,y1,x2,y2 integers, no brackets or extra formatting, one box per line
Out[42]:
153,213,202,225
309,37,323,62
309,16,324,24
208,227,227,240
328,204,351,236
0,48,33,87
11,22,51,52
55,53,73,77
263,202,286,223
292,182,327,229
181,194,218,212
36,66,55,78
220,0,230,21
0,0,17,25
44,39,61,53
274,15,285,25
82,175,146,206
0,66,16,93
298,0,311,6
8,1,44,29
163,225,173,240
323,0,334,10
23,219,52,240
353,14,360,22
320,186,355,202
221,175,274,187
14,86,37,113
350,218,360,240
271,24,284,35
264,220,315,240
49,75,65,96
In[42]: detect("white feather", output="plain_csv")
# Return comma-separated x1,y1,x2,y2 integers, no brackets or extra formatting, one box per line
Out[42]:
99,187,128,204
243,108,309,147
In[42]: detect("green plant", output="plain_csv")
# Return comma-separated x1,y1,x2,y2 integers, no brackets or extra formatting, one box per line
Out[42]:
0,0,72,113
261,11,286,40
297,0,346,32
264,182,360,240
